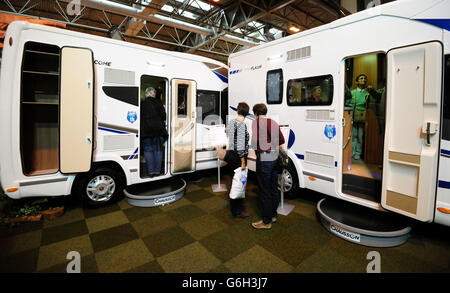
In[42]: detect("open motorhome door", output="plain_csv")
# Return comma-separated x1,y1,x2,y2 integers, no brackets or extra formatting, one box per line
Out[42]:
382,42,442,222
59,47,94,173
170,79,197,174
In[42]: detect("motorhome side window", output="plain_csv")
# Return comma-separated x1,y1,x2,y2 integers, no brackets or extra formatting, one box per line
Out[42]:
177,84,189,116
103,68,138,106
443,55,450,141
21,41,60,176
287,75,333,106
197,90,220,124
266,69,283,104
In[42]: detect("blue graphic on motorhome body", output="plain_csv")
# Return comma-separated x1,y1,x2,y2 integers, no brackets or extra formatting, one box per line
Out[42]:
324,124,336,139
127,111,137,123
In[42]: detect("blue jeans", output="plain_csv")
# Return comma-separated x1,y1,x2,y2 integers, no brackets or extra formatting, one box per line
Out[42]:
256,155,280,224
143,137,164,175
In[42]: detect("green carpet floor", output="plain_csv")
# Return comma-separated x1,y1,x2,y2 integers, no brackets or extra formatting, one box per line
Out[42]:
0,169,449,273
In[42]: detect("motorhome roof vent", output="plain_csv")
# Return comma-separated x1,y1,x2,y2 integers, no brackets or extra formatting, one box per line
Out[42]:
287,46,311,62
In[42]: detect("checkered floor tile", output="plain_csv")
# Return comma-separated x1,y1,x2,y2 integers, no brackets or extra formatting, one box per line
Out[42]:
0,170,449,273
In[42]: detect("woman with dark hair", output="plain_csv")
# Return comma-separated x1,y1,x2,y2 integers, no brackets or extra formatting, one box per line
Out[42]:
251,103,285,229
223,102,251,218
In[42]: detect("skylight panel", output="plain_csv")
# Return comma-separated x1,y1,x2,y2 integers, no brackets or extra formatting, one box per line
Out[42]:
161,4,174,12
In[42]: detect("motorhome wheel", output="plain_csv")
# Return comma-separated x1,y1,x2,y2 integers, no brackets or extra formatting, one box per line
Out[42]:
278,161,299,198
79,167,124,207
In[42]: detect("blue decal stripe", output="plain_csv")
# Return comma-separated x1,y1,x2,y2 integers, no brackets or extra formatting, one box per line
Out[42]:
335,161,337,167
98,127,129,134
213,71,228,83
438,180,450,189
287,129,295,149
129,148,139,160
415,19,450,31
296,153,304,160
441,149,450,156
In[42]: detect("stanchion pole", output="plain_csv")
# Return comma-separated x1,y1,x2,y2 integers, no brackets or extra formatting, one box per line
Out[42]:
277,164,295,216
212,145,227,192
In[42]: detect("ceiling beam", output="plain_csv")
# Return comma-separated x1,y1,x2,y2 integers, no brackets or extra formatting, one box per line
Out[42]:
125,0,169,35
186,0,298,53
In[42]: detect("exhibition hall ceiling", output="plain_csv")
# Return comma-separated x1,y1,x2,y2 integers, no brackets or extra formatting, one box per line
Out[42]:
1,0,355,62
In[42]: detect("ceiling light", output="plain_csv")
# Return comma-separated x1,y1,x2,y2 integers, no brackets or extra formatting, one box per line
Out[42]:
289,25,300,33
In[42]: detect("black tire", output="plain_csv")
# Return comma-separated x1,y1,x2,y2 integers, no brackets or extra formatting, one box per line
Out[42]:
278,160,300,198
76,167,125,208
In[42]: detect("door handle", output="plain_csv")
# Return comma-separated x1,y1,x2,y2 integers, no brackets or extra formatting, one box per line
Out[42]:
422,122,438,146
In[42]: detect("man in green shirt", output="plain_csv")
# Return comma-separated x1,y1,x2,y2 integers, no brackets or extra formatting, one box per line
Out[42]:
347,74,380,160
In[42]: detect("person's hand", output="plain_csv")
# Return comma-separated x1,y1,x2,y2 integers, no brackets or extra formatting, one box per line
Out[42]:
218,149,226,160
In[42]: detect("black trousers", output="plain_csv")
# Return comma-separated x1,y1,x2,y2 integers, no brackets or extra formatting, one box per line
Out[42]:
255,155,280,224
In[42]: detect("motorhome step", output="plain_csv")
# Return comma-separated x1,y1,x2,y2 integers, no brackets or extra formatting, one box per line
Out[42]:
342,174,381,203
124,177,186,207
317,198,411,247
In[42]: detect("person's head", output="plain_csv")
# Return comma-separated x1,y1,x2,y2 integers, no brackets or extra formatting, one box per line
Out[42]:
252,103,267,117
145,87,156,98
355,74,368,87
237,102,249,117
312,86,321,100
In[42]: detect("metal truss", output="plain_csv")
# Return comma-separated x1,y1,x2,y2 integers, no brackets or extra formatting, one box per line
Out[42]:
0,0,344,60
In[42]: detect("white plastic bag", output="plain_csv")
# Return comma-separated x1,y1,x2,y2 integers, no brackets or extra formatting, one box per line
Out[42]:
229,167,248,199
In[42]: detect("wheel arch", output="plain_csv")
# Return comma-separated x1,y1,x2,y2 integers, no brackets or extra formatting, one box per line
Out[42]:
285,149,305,189
71,160,127,196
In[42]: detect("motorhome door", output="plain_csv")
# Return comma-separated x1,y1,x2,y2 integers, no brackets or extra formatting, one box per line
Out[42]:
170,79,197,174
59,47,94,173
382,42,442,222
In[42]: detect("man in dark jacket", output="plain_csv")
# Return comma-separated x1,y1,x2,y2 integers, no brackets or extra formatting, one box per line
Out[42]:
141,87,167,176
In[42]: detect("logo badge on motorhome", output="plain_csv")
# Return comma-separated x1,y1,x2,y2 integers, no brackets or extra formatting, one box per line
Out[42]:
324,125,336,139
127,111,137,123
229,65,262,75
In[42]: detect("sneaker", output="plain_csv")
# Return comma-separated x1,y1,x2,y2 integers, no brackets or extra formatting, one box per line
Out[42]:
272,217,277,223
252,220,272,229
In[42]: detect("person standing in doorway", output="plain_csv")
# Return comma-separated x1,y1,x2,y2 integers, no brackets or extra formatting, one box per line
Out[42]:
141,87,167,177
348,74,380,160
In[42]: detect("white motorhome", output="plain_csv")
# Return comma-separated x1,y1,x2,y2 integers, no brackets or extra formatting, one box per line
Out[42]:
228,0,450,226
0,21,228,206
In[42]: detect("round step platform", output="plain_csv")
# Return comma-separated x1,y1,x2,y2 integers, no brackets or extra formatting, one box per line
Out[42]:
317,198,411,247
124,177,186,207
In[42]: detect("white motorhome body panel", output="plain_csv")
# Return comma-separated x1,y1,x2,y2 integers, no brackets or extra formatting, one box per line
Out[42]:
229,12,445,212
0,21,227,199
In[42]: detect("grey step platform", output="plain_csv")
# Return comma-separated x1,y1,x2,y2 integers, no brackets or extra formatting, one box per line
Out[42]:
317,198,412,247
124,177,186,207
